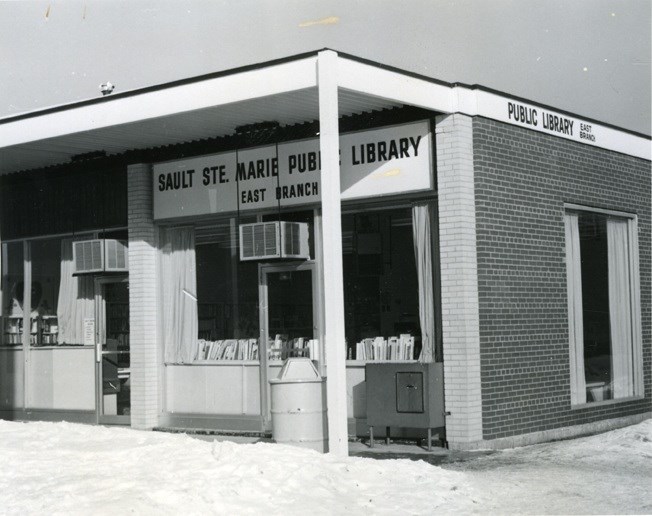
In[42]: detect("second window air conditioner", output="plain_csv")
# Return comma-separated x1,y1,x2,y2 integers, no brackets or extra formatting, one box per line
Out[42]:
239,221,310,261
73,239,129,274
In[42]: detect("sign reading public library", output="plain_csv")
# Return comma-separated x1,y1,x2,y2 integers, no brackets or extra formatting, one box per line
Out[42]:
473,90,650,159
506,101,596,142
153,122,432,220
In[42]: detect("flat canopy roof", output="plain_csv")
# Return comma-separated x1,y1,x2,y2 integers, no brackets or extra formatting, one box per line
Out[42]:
0,50,649,175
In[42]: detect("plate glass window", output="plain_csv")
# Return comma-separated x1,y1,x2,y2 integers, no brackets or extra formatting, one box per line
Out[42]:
342,207,424,361
564,210,643,404
30,239,61,346
192,216,260,362
1,243,25,346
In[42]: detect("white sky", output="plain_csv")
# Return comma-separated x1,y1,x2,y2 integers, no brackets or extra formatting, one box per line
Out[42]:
0,0,650,135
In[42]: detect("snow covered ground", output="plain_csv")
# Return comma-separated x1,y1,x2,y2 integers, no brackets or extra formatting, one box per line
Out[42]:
0,419,650,515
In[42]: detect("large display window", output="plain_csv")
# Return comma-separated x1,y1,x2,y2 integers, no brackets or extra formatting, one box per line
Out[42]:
195,221,260,361
565,208,644,404
164,212,318,364
164,203,436,366
30,239,61,346
1,240,64,347
1,242,25,346
343,208,420,360
1,232,127,349
342,204,436,362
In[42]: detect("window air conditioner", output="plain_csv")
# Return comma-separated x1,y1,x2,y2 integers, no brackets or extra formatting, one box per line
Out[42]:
73,239,129,274
239,221,310,261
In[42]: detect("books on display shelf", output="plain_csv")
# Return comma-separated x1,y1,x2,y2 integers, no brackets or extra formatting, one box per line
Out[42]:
268,334,319,361
41,315,59,345
194,338,259,361
354,334,415,361
3,315,60,346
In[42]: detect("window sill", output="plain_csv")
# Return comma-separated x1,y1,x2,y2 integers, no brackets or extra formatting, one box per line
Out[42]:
346,359,419,366
0,345,94,350
167,360,260,366
164,360,418,367
571,395,646,410
30,345,94,350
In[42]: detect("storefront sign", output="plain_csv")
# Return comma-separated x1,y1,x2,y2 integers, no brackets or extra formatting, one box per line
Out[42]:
506,100,594,141
460,88,652,159
475,92,622,150
153,121,432,220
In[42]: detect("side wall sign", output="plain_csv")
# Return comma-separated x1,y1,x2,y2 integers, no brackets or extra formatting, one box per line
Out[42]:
473,90,650,159
153,121,432,220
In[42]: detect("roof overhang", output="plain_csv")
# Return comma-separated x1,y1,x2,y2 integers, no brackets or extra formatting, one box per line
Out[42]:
0,51,448,175
0,49,649,175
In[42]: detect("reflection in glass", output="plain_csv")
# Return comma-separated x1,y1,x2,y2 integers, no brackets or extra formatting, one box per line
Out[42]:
342,208,421,360
195,217,259,361
578,213,612,401
101,282,130,417
30,239,61,346
1,243,25,346
267,270,316,361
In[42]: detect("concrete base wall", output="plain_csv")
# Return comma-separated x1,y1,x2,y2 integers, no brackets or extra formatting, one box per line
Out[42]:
449,413,651,451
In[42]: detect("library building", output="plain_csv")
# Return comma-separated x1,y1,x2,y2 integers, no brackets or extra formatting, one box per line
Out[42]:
0,50,649,454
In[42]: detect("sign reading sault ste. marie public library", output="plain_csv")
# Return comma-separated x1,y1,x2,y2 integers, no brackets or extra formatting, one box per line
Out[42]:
153,121,432,220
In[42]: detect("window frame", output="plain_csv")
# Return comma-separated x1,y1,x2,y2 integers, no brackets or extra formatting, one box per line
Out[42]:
564,203,644,408
0,228,127,349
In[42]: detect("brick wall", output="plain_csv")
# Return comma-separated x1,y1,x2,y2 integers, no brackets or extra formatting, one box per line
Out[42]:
435,113,483,446
473,118,651,440
127,163,161,429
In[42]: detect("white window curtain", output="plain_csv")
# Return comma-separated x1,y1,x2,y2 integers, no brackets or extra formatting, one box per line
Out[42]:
608,219,640,399
57,238,95,345
412,203,435,363
564,213,586,404
160,227,198,364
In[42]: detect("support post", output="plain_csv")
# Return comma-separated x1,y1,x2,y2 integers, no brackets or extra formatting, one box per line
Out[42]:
318,50,348,456
435,114,483,447
127,163,161,429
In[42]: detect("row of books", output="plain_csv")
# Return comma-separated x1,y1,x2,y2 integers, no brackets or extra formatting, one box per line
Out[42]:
195,338,259,361
269,335,319,361
353,334,415,361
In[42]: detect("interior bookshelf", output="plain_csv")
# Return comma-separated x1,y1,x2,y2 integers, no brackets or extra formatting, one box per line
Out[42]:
351,334,416,361
2,314,60,346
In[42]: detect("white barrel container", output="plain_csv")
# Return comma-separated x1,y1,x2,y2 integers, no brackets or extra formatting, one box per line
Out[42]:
269,358,328,453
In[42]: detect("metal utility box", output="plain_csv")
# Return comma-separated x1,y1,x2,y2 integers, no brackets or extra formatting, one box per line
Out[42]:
365,362,445,449
396,372,425,413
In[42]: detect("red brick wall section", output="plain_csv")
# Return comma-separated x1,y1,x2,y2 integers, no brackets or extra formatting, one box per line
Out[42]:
472,117,651,440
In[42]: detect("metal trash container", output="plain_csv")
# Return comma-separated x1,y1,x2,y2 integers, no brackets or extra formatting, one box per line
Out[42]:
269,357,328,453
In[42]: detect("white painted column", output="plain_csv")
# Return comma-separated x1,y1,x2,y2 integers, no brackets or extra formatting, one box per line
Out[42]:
318,50,348,456
127,163,161,429
435,114,483,448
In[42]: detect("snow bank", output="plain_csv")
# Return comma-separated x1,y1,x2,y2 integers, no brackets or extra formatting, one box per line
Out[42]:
0,420,479,515
1,419,650,514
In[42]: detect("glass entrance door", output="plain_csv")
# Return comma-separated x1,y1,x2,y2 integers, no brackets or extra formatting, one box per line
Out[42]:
259,263,319,428
267,269,315,360
95,277,130,424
